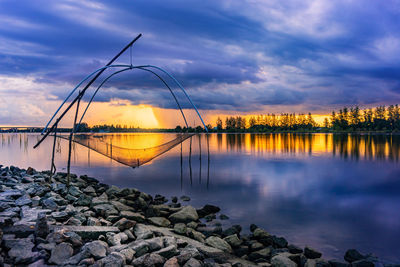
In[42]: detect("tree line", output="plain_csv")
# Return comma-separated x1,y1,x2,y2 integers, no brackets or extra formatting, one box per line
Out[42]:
211,104,400,132
328,105,400,131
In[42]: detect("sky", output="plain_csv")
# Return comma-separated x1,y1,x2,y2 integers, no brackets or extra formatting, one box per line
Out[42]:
1,0,400,128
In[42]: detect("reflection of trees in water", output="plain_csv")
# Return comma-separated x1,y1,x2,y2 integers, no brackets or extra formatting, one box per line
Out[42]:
223,133,400,162
226,134,246,152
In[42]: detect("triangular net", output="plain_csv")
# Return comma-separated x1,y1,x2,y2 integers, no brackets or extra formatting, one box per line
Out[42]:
58,133,193,167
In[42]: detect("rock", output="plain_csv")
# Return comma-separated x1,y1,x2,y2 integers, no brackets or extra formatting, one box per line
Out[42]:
197,225,223,237
51,211,69,221
187,229,206,243
187,221,198,229
4,237,40,264
107,232,122,246
106,185,121,196
17,207,52,225
164,256,180,267
93,203,118,217
132,253,166,267
124,229,135,240
91,192,109,206
250,224,258,232
46,230,68,244
248,247,272,261
272,236,288,248
197,204,220,218
42,198,58,210
34,212,49,238
49,242,74,265
114,217,136,231
64,231,83,247
271,254,297,267
134,224,154,239
111,200,134,212
15,194,32,206
156,245,179,259
183,258,203,267
180,195,191,201
83,186,96,194
51,225,119,239
249,241,264,251
27,259,48,267
222,225,242,237
75,194,92,206
288,244,303,254
223,234,242,248
350,259,374,267
82,240,108,259
344,249,365,263
205,236,232,253
120,210,146,222
79,258,95,265
176,245,202,265
120,248,135,263
31,196,40,207
68,185,82,197
163,236,177,247
66,217,82,226
149,217,171,227
97,252,125,267
304,246,322,259
0,189,23,199
146,237,164,251
171,196,178,203
26,167,35,175
87,217,101,226
130,240,150,257
253,228,270,239
173,223,187,235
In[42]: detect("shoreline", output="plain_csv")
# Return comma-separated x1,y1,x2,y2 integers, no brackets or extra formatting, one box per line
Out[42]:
0,164,396,266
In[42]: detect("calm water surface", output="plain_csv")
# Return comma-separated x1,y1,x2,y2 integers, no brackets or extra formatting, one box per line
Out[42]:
1,133,400,262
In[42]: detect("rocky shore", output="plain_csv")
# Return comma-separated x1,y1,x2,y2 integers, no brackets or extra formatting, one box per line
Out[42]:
0,165,396,267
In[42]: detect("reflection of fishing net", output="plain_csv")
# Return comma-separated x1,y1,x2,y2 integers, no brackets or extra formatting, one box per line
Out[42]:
58,133,193,167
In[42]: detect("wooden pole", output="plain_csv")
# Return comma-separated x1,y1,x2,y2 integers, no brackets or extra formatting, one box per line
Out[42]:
34,34,142,149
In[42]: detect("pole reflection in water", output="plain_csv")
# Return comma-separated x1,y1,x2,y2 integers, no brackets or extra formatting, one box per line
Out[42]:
180,142,183,190
189,136,192,186
198,134,202,184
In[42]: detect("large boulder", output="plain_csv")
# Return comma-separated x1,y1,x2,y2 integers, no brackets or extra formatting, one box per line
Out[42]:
344,249,365,263
120,210,146,222
223,234,242,248
49,242,74,265
271,254,297,267
148,217,171,227
132,253,166,267
196,204,220,218
205,236,232,253
81,240,108,259
304,246,322,259
169,206,198,223
97,252,125,267
4,238,40,264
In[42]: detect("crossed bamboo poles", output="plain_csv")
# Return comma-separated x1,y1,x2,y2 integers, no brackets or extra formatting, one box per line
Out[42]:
34,34,208,185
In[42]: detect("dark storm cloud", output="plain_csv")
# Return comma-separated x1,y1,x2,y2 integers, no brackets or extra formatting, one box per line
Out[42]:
1,0,400,112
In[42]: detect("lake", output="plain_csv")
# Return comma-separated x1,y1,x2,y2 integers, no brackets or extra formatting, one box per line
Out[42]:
1,132,399,262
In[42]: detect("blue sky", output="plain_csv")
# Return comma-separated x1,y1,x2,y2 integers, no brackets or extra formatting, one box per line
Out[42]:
1,0,400,126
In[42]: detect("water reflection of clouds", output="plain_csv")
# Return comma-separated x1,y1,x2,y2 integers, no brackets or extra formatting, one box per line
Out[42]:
1,133,400,262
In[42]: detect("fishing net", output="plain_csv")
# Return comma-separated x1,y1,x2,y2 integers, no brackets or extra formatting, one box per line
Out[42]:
57,133,194,167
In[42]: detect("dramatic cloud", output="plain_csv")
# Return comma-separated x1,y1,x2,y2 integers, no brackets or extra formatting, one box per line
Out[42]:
1,0,400,125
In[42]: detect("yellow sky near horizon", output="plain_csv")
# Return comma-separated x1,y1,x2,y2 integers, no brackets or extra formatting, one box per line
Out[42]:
0,101,331,128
